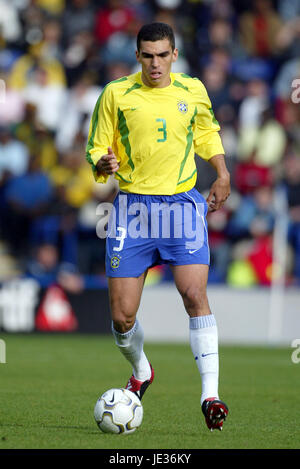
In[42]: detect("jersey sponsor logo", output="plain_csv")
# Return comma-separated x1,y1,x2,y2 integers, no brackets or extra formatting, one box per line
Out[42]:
177,100,188,114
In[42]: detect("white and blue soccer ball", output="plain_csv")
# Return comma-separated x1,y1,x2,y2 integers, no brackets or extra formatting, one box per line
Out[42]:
94,388,143,434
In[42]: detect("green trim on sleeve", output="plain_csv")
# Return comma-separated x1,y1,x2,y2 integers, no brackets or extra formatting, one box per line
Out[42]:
208,107,220,126
85,92,104,170
117,107,134,178
172,80,191,93
123,83,142,95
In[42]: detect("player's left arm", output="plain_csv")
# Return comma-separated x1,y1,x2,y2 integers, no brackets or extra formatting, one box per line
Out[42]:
206,154,230,212
193,80,230,211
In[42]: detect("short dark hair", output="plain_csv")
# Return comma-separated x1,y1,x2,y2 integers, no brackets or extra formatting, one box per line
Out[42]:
137,23,175,51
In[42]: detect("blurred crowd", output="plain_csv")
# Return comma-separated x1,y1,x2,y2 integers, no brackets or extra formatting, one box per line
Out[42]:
0,0,300,291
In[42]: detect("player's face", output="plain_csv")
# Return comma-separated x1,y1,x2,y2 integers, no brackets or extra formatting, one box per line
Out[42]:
136,39,178,88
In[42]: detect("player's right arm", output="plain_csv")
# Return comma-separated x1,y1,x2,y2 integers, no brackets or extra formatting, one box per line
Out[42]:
86,85,118,183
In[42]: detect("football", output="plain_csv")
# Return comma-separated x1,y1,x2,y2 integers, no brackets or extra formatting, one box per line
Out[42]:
94,388,143,434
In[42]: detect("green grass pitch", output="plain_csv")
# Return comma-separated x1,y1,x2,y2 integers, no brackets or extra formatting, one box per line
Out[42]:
0,333,299,449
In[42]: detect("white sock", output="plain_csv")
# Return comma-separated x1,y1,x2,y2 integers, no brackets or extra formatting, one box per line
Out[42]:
112,319,151,381
189,314,219,404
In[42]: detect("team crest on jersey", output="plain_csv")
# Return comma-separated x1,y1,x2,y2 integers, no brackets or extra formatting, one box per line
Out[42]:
177,100,188,114
111,256,121,269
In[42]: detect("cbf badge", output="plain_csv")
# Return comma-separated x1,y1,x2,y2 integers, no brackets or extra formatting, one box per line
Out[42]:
111,256,121,269
177,100,188,114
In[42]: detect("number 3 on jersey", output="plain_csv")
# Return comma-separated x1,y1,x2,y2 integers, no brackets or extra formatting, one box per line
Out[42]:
156,118,167,142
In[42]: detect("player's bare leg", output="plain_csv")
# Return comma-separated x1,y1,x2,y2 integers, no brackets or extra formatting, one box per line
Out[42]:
108,273,154,399
108,273,147,333
170,264,228,430
170,264,211,317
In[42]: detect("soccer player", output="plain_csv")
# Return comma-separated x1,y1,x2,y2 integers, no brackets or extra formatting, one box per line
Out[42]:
86,22,230,431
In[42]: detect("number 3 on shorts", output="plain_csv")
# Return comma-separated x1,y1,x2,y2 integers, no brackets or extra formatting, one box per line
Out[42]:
156,118,167,142
113,227,126,252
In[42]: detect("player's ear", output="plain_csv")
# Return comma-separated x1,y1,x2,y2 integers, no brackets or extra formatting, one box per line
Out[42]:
172,48,179,63
136,50,141,63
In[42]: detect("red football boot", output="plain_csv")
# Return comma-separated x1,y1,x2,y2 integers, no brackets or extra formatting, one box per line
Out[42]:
125,364,154,401
201,398,229,431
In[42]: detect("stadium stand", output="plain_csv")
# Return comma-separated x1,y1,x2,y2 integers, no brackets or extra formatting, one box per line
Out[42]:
0,0,300,291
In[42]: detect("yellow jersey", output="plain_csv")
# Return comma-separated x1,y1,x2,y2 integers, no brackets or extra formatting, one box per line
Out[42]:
86,71,224,195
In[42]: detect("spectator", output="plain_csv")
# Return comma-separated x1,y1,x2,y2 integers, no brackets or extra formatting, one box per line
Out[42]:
227,232,274,287
25,242,84,292
55,72,101,153
25,243,63,288
0,127,29,180
238,78,270,129
282,152,300,282
3,154,53,255
0,0,22,44
227,185,275,240
35,0,66,16
105,61,133,82
276,0,300,59
0,127,29,241
19,0,48,48
94,0,137,45
12,103,58,172
0,73,25,126
37,19,64,62
23,66,67,132
77,177,119,275
278,0,300,21
62,0,95,46
207,205,232,282
201,63,230,113
8,48,66,91
208,18,239,56
237,105,287,168
226,185,279,286
238,0,282,58
49,146,95,210
62,30,99,87
100,20,142,68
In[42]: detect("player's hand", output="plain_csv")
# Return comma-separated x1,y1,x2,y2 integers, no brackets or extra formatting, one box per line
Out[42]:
206,176,230,212
96,147,119,175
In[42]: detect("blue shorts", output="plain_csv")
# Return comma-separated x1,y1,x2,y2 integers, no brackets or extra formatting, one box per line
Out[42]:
105,187,210,277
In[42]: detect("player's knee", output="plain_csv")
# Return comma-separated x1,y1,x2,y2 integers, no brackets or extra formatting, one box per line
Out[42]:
112,316,135,334
181,285,208,311
110,295,137,332
111,298,137,333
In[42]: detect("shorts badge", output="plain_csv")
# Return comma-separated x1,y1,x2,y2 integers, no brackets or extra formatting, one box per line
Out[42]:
111,256,120,269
